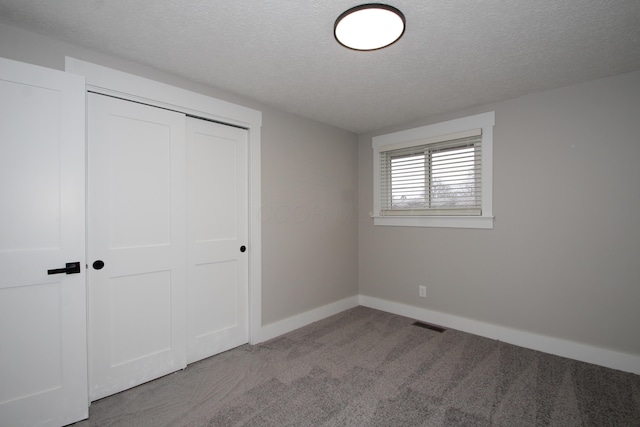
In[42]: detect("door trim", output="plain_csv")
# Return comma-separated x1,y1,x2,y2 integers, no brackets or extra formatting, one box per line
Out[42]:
65,57,263,345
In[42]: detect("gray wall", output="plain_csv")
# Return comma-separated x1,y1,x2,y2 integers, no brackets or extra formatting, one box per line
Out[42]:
0,22,359,327
262,108,358,323
359,69,640,356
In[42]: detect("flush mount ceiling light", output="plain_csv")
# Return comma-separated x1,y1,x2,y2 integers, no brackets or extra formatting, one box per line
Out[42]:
334,3,405,51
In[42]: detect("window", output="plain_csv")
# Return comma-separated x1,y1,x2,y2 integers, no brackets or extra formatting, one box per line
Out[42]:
382,130,481,216
373,112,494,228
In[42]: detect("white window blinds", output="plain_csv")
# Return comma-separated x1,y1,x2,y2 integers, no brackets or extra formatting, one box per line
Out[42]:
380,129,482,216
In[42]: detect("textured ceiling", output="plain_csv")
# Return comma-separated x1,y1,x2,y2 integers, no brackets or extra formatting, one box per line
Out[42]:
1,0,639,134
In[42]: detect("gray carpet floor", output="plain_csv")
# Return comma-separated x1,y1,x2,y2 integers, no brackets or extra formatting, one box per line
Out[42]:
73,306,640,426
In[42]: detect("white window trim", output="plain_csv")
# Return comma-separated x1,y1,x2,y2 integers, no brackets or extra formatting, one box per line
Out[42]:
372,111,494,229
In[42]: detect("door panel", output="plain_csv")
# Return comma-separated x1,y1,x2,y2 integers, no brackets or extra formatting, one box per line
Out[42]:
87,93,187,401
193,261,238,334
109,270,172,366
0,283,63,402
0,79,61,252
186,118,248,364
108,120,172,248
0,57,87,427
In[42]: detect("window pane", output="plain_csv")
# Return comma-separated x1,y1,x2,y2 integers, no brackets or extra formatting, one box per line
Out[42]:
391,153,425,209
430,146,478,208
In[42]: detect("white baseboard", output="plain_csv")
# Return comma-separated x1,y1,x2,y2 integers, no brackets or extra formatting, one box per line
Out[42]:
252,294,640,375
359,295,640,375
255,296,359,343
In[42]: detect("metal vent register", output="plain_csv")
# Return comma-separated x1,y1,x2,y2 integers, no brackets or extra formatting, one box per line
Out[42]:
412,321,446,333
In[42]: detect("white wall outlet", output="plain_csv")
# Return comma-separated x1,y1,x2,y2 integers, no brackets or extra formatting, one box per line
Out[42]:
419,285,427,298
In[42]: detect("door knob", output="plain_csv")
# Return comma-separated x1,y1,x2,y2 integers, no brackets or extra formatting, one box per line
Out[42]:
93,260,105,270
240,245,246,253
48,262,81,275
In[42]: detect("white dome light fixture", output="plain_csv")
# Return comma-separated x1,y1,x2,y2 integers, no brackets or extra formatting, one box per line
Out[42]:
334,3,405,51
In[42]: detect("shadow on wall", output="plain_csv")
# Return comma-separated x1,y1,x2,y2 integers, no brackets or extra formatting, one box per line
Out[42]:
259,204,356,225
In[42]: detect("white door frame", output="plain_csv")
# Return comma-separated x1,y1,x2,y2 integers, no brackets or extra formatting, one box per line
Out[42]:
65,57,263,345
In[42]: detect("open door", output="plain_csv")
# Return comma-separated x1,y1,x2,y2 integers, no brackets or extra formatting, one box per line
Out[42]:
0,57,88,426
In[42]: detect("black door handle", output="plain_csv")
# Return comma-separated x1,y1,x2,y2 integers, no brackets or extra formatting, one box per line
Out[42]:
48,262,81,275
240,245,247,253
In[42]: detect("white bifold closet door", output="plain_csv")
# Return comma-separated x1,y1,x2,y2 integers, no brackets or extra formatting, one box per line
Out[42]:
87,93,248,401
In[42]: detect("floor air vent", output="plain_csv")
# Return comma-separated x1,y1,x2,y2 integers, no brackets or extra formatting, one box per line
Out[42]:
412,321,446,333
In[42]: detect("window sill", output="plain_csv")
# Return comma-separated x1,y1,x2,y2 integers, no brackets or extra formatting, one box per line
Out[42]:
372,215,494,229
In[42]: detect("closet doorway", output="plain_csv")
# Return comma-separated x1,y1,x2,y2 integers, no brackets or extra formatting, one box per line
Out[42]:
87,93,249,400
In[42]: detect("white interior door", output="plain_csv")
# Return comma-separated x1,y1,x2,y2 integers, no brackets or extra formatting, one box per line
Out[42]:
186,118,248,364
0,58,88,426
87,93,187,401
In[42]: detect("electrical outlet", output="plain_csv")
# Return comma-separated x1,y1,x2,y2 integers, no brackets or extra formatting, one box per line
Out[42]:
419,285,427,298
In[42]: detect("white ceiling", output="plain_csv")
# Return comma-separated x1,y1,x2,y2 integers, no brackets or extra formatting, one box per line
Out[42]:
1,0,639,134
